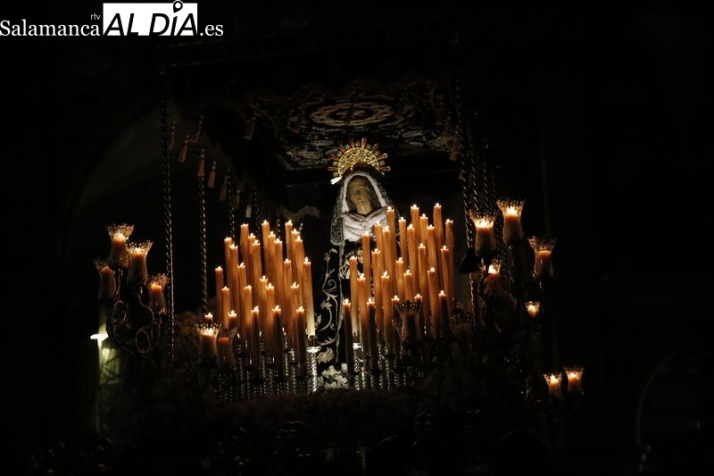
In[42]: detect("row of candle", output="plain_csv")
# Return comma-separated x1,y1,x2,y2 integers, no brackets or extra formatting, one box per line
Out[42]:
543,366,585,397
470,199,556,280
340,203,459,363
201,221,316,369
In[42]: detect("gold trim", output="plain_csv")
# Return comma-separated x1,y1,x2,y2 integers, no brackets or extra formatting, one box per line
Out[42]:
327,137,390,183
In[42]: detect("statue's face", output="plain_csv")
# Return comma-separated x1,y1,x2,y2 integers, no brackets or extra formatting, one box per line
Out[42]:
347,177,373,210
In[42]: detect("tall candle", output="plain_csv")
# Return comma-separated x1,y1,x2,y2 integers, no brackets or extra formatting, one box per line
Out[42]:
371,250,383,336
426,225,439,272
433,203,444,251
381,273,394,349
445,219,455,263
221,286,232,329
427,267,441,339
404,269,415,302
239,224,250,260
241,285,253,351
386,207,396,236
284,220,293,249
229,244,240,313
295,306,307,367
410,204,420,241
398,217,409,267
365,299,379,366
383,227,396,284
417,243,429,318
439,246,454,317
373,222,384,261
407,225,419,282
349,257,360,338
302,259,316,337
215,266,225,323
395,258,406,299
342,299,354,371
357,275,370,351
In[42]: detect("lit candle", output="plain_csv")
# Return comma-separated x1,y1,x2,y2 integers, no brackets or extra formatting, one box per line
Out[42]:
471,214,496,253
383,227,396,284
529,237,556,280
439,246,453,316
342,299,354,371
107,223,133,268
215,266,225,323
410,204,420,236
433,203,444,251
427,267,440,338
371,250,384,336
407,225,419,283
525,300,541,319
417,243,429,322
404,269,415,302
395,258,406,299
228,309,238,329
386,207,396,236
197,322,219,360
497,199,525,244
445,219,454,263
149,274,167,315
564,366,584,395
295,306,307,364
426,225,439,273
126,240,152,285
543,372,563,398
221,286,232,329
398,217,409,268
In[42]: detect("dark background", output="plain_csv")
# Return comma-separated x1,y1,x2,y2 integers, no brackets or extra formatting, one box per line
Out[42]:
3,5,712,475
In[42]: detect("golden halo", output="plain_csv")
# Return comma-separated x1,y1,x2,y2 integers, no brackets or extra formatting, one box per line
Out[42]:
327,137,390,184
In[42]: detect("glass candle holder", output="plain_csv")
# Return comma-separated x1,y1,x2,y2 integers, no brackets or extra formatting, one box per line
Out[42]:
528,236,556,281
196,321,220,361
126,240,153,286
525,300,541,319
543,372,563,398
107,223,134,268
148,273,167,315
497,199,525,244
470,213,496,253
564,366,584,395
216,329,237,370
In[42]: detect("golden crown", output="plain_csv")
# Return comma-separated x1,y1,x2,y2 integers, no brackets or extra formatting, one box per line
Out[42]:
328,137,390,184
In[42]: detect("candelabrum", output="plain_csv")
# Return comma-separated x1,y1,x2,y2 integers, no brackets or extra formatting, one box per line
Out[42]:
96,224,166,356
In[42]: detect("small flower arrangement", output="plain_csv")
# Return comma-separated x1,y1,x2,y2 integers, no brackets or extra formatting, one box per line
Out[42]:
317,363,349,389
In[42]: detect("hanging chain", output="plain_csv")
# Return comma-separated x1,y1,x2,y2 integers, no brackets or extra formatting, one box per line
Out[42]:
158,54,176,360
197,150,208,316
453,67,475,248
